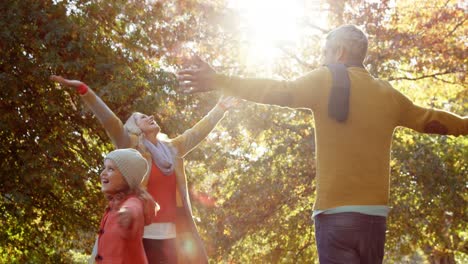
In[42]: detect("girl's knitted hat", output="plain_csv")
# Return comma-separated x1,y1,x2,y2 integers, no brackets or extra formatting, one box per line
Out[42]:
105,148,148,191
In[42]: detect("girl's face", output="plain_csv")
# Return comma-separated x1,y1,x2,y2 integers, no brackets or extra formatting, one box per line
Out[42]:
135,113,160,134
100,159,128,195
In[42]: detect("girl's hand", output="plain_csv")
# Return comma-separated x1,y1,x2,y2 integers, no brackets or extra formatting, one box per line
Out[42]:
117,207,133,229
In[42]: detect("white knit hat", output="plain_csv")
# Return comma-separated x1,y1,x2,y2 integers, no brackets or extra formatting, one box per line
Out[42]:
105,148,148,191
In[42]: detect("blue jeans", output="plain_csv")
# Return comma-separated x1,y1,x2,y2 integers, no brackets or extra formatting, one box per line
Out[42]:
314,212,386,264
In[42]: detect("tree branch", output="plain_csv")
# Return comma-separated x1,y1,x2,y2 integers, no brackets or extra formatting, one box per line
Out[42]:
433,76,457,85
388,70,462,81
277,46,315,70
447,17,467,37
294,228,314,261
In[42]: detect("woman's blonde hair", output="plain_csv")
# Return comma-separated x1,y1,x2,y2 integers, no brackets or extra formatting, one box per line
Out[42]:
125,112,169,137
124,112,144,135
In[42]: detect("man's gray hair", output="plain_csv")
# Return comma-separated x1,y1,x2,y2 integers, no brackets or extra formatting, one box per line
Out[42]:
326,24,368,63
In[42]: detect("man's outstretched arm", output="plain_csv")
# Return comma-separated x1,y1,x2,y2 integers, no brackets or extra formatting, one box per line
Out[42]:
177,56,327,109
394,88,468,136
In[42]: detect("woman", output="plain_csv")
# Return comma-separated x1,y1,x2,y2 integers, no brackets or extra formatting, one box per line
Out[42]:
95,148,156,263
51,75,237,264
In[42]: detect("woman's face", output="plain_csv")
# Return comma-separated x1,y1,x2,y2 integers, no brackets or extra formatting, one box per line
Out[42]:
135,113,160,134
100,159,128,195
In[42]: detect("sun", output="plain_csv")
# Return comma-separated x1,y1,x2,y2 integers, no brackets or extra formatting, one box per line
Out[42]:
229,0,328,71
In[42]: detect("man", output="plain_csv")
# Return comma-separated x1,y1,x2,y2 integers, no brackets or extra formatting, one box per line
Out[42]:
177,24,467,263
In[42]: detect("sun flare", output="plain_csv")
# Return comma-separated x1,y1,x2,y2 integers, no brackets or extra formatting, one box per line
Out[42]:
229,0,328,70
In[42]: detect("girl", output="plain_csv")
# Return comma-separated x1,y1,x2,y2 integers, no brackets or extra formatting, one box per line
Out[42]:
95,148,157,263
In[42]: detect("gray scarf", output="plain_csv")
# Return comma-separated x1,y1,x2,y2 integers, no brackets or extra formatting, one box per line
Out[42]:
143,138,175,175
326,63,364,123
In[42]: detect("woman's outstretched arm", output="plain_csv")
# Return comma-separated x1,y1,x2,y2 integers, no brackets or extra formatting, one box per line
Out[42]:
171,96,239,157
51,75,132,148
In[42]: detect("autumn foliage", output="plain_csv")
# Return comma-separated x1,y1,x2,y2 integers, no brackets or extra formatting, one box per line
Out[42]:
0,0,466,263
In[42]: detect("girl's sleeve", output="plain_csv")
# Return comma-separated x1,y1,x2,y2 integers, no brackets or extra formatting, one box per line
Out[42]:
118,197,144,240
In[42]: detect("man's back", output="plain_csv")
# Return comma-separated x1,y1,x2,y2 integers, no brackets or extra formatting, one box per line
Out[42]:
313,67,400,210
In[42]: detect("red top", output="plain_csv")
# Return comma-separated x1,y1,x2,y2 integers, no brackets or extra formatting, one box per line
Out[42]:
147,161,177,223
96,195,148,264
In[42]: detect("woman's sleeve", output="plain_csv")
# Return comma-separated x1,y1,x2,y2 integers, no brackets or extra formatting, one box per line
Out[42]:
80,88,133,148
171,104,226,157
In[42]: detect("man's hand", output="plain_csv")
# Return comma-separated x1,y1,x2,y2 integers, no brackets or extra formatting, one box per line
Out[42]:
177,55,218,94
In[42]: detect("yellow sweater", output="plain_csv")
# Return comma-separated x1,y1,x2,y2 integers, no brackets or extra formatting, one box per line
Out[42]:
215,66,467,210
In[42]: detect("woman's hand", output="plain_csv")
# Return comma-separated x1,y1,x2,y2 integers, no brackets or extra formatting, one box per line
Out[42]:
217,96,240,111
50,75,88,94
50,75,84,88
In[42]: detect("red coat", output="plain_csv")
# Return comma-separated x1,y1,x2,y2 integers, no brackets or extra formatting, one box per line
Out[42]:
95,195,150,264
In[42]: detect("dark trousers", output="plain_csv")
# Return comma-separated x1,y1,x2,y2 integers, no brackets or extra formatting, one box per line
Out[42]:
143,238,178,264
314,212,387,264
